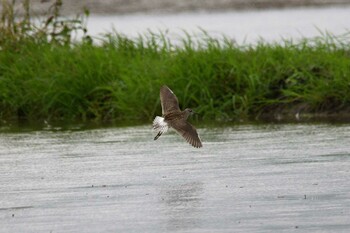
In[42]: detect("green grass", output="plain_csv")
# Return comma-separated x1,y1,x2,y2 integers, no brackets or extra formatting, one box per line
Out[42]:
1,1,350,123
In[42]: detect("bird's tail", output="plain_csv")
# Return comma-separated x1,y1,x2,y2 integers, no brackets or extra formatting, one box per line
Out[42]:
153,116,168,140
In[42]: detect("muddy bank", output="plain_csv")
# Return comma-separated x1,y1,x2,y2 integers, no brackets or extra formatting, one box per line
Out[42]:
15,0,350,15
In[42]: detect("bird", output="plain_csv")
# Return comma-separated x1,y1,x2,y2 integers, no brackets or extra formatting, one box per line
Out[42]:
153,85,202,148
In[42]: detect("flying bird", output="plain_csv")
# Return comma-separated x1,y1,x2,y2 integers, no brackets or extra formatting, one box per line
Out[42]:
153,85,202,148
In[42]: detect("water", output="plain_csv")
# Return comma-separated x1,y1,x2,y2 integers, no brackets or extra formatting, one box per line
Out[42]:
1,123,350,232
87,6,350,44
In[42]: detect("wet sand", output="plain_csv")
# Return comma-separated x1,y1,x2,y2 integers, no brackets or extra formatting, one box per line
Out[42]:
18,0,350,15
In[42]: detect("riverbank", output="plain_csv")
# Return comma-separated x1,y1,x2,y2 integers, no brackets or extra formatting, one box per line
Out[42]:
1,32,350,123
1,1,350,124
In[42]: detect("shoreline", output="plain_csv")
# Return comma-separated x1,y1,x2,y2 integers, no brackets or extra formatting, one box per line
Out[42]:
1,1,350,124
2,110,350,129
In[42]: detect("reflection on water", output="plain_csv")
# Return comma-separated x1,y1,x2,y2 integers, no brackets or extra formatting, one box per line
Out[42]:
163,182,203,231
0,123,350,232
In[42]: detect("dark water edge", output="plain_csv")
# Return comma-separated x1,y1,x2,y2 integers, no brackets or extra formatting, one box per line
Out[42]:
1,113,350,133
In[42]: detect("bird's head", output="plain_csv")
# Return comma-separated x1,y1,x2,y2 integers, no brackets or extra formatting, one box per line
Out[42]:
184,108,196,119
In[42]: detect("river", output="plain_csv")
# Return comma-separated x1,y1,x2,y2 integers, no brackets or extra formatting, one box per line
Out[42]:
1,123,349,232
86,6,350,44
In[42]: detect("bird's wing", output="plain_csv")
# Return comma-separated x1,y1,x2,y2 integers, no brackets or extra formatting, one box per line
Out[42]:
170,120,202,148
160,85,181,115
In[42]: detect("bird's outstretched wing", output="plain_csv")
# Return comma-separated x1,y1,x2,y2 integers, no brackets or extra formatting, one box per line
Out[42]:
170,120,202,148
160,85,181,115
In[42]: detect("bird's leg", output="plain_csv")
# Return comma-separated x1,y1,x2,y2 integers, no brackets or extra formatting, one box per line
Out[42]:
154,131,162,140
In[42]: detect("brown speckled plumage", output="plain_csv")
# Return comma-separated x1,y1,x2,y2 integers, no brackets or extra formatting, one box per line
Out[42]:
153,85,202,148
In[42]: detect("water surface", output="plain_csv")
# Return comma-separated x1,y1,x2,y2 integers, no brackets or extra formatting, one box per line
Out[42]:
1,123,350,232
87,6,350,44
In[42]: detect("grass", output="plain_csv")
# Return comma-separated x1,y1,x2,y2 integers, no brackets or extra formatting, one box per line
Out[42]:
1,1,350,124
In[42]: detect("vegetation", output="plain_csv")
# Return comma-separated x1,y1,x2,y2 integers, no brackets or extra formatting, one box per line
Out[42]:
1,0,350,124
